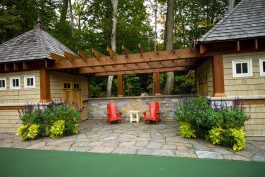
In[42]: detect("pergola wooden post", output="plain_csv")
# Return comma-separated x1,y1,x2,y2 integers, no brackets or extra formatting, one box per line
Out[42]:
118,74,124,97
153,72,161,96
87,76,91,99
40,69,52,102
212,55,226,97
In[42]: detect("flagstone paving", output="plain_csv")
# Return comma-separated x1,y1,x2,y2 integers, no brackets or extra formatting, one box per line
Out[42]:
0,119,265,162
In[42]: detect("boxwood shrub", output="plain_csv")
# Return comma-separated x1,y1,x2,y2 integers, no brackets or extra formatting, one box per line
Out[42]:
175,97,250,151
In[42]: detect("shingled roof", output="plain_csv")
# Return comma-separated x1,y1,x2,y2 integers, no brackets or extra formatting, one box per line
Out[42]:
0,24,75,63
200,0,265,43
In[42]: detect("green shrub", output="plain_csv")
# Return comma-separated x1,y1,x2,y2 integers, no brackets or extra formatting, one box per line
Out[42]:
224,128,246,151
18,102,81,141
175,97,249,151
179,122,196,138
27,124,39,139
176,97,219,138
217,106,250,129
17,125,28,141
17,124,39,141
209,127,223,145
64,121,79,135
49,120,65,138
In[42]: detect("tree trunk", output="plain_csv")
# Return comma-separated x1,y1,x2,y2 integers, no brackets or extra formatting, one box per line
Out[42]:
163,0,174,95
60,0,68,23
107,0,118,97
68,0,74,29
153,0,158,94
227,0,235,13
154,0,158,52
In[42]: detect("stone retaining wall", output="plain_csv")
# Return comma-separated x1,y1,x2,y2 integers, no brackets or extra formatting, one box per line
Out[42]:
86,95,196,120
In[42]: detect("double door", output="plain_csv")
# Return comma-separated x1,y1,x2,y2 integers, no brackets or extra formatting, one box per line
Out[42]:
62,81,82,109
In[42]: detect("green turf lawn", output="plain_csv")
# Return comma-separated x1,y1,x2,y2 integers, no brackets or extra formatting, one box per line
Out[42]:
0,148,264,177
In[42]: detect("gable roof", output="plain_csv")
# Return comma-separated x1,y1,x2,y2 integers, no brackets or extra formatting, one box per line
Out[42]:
200,0,265,43
0,26,75,63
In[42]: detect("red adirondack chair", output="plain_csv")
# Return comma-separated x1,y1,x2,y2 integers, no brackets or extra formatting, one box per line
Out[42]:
107,102,122,124
143,102,160,124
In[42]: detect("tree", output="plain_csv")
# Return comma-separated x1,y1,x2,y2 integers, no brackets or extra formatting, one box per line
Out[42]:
107,0,118,97
163,0,174,95
227,0,235,13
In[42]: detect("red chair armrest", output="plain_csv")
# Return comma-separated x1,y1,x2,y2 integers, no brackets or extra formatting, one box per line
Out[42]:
143,110,149,117
119,111,123,116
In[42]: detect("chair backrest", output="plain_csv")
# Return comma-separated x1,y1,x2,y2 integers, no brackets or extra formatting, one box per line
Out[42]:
107,102,117,117
149,102,159,117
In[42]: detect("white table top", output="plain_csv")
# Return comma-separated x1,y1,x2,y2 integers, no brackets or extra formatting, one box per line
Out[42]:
128,110,141,113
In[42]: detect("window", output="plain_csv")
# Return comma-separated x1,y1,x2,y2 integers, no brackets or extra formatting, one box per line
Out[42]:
63,83,71,89
24,76,35,88
260,59,265,76
232,60,253,77
0,78,6,90
10,77,20,89
74,83,80,89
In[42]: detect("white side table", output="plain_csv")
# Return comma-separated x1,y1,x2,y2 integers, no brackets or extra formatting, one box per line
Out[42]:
128,110,141,123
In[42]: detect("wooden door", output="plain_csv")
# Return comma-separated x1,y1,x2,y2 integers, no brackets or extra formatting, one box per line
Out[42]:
62,81,82,109
72,82,82,109
199,74,208,96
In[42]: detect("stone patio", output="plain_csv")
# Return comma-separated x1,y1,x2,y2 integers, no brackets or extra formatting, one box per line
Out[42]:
0,119,264,162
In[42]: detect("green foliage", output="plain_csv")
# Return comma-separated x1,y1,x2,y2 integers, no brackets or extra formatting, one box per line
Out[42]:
27,124,39,139
123,75,144,96
173,71,196,94
175,97,249,151
18,103,80,141
17,125,28,141
216,105,250,129
229,128,246,151
179,122,196,138
175,97,218,137
49,120,65,139
209,127,224,145
17,124,39,141
209,127,246,151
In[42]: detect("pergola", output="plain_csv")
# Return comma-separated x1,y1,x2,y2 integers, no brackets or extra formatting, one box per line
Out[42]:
48,45,207,95
1,37,264,102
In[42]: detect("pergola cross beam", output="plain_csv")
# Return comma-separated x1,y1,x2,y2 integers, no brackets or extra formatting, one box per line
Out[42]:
50,49,205,70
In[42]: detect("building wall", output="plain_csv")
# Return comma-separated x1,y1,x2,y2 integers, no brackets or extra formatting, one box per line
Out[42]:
0,71,40,104
195,58,213,96
50,71,88,102
0,70,40,133
0,110,21,133
223,51,265,97
244,104,265,137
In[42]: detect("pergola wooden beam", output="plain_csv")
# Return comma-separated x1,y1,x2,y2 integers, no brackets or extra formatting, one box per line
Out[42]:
78,59,197,74
107,47,117,59
91,49,104,59
78,51,90,61
50,49,204,70
64,51,80,62
50,53,67,61
94,66,191,76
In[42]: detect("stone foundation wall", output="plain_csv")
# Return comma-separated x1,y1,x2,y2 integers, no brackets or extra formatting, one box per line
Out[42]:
86,95,196,120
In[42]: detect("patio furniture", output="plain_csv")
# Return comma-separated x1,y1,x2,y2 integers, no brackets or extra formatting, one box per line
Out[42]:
128,110,141,123
143,102,160,124
107,102,122,124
